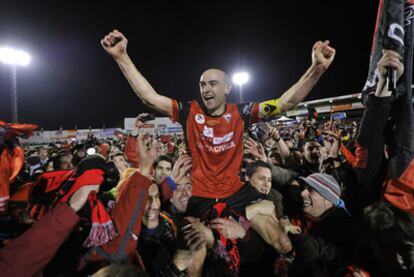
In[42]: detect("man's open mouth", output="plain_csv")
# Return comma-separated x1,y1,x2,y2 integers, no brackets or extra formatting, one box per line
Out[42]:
203,95,214,101
303,199,312,207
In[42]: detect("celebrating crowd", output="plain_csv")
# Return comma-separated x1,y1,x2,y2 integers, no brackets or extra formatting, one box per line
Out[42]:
0,28,413,277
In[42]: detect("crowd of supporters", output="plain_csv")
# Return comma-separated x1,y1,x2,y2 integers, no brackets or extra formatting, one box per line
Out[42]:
0,28,413,276
1,107,413,276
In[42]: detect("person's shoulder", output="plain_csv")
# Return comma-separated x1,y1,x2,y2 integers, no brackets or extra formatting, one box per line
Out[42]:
235,102,259,117
183,99,201,110
269,187,283,200
174,99,193,108
322,207,351,224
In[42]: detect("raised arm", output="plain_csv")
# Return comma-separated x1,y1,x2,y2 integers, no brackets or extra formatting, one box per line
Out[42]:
269,125,291,161
259,40,336,117
101,30,174,116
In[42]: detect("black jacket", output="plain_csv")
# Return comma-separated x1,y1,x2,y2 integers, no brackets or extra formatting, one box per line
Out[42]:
138,213,185,277
288,207,360,276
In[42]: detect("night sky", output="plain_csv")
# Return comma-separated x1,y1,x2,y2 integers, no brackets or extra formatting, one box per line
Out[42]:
0,1,377,130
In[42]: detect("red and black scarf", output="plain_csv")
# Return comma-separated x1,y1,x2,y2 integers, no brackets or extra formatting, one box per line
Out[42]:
29,168,118,248
58,168,118,248
204,202,242,276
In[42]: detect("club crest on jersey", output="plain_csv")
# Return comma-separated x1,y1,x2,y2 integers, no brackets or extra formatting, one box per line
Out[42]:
223,113,231,123
195,114,205,124
203,126,214,138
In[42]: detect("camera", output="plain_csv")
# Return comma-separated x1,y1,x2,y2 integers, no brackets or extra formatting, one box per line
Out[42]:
248,124,269,141
140,113,155,122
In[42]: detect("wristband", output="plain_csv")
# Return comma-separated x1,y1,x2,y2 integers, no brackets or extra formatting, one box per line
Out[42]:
166,176,178,191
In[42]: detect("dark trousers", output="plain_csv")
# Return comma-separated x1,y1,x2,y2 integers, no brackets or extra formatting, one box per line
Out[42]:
185,184,263,218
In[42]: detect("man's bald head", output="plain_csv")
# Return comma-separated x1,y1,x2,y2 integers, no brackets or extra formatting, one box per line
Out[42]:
201,68,231,87
199,68,232,116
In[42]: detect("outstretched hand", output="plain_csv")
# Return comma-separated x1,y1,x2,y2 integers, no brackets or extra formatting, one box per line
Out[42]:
245,200,276,221
171,154,192,183
173,217,208,271
268,126,281,140
375,49,404,97
377,50,404,81
311,40,336,72
130,113,150,136
209,216,246,240
68,185,99,212
136,133,157,177
244,137,267,162
183,216,214,249
280,217,301,235
101,29,128,60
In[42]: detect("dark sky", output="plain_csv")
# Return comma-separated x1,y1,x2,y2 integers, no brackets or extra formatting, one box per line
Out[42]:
0,1,377,130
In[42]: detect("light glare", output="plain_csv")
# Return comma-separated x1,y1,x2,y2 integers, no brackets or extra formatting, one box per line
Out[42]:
232,72,249,85
0,47,31,66
87,148,96,155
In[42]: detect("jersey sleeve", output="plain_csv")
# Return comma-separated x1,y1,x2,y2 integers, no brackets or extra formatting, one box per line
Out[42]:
170,99,191,124
170,99,180,122
237,102,261,126
243,98,283,125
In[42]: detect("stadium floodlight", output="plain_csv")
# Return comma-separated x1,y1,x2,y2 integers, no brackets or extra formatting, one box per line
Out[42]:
0,47,31,66
232,72,249,86
232,72,249,103
0,46,31,123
